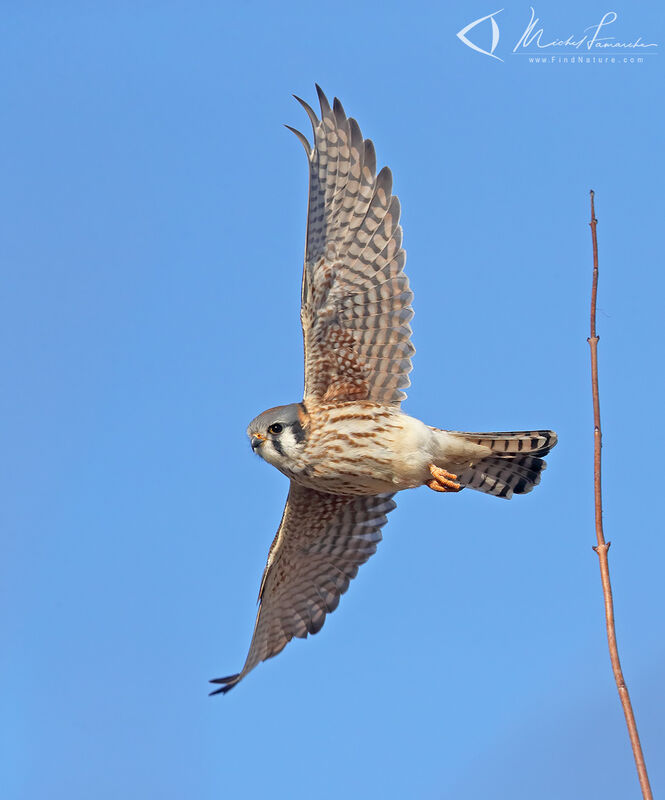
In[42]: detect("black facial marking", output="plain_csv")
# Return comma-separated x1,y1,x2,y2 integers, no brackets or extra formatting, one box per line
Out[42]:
292,418,306,444
271,438,284,456
291,402,307,445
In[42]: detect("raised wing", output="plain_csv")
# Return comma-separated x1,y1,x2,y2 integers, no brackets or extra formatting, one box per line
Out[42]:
289,86,414,406
210,484,396,694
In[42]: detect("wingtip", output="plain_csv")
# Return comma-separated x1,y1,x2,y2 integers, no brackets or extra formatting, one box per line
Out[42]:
209,673,241,696
284,124,312,156
332,96,347,125
293,93,319,131
315,84,331,116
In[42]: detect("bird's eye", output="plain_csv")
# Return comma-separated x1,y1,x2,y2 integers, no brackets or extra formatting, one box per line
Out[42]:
268,423,283,435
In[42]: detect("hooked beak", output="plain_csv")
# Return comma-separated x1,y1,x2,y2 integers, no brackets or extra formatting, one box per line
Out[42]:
250,434,265,451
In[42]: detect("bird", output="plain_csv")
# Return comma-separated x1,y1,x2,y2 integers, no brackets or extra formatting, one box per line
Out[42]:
210,86,557,695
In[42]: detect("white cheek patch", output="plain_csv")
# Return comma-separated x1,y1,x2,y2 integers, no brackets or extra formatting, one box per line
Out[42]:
263,441,280,463
257,426,304,468
279,429,298,456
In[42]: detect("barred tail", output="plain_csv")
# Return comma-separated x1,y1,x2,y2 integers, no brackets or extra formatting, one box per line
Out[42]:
452,430,557,499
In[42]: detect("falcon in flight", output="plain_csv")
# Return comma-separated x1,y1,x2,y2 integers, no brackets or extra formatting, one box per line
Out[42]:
211,87,557,694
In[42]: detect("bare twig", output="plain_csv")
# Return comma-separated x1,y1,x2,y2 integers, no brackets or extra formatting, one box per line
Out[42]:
588,190,652,799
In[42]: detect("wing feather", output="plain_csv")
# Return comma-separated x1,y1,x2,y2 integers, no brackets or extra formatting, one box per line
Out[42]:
210,484,396,694
292,87,414,406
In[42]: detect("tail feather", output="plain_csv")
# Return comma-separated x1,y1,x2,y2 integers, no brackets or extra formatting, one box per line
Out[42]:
450,430,557,499
458,430,557,458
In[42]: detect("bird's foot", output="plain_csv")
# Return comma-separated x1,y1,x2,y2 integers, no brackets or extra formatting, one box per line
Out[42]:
427,465,462,493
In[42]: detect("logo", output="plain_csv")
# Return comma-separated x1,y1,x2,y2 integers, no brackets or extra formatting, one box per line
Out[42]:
456,7,658,64
456,9,504,61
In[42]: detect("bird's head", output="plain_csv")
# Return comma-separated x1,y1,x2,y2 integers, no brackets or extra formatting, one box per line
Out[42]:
247,403,308,470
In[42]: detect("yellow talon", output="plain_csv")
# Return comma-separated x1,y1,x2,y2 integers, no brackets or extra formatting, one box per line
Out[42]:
427,465,462,493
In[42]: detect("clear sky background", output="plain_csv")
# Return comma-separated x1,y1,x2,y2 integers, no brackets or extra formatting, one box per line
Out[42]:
3,2,664,798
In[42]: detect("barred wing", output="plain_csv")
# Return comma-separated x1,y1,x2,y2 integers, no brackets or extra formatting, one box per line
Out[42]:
290,86,414,406
210,484,396,694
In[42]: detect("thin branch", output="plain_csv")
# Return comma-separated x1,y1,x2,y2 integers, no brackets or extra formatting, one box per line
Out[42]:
588,190,652,799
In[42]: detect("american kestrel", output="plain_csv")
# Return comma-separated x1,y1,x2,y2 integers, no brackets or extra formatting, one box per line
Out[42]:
211,87,557,695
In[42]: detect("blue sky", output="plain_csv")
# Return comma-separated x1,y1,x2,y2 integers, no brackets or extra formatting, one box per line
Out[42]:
3,1,664,798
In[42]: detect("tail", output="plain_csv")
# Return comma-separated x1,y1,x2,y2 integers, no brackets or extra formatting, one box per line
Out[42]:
448,430,557,499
